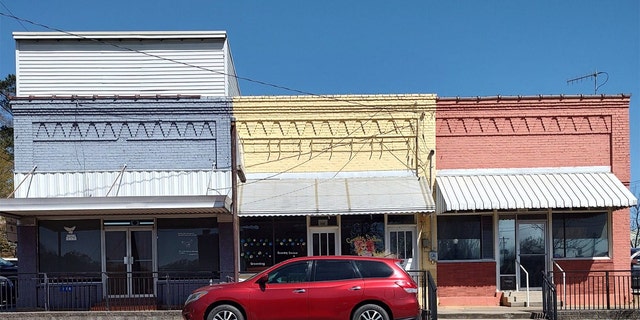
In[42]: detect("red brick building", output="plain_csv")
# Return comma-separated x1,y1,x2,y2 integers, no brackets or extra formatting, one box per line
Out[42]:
434,95,636,306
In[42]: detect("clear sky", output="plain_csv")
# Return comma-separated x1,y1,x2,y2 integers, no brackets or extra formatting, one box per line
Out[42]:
0,1,638,188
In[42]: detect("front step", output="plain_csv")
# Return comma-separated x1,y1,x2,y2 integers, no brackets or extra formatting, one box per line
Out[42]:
438,306,544,319
501,290,543,307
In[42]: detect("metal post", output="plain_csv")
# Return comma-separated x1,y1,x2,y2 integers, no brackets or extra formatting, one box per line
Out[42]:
230,118,240,282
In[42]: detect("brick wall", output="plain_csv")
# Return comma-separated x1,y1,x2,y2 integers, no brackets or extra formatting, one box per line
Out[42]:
11,98,233,172
233,94,437,178
435,95,633,303
437,261,500,305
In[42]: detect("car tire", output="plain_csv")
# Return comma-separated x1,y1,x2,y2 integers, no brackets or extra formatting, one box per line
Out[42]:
352,304,390,320
207,304,245,320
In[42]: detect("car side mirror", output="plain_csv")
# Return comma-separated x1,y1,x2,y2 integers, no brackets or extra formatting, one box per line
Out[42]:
257,274,268,285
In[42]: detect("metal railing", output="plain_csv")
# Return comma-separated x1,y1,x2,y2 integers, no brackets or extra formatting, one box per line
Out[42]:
548,269,640,310
1,271,219,312
552,261,566,308
426,271,438,320
407,270,437,320
515,260,530,307
542,272,558,320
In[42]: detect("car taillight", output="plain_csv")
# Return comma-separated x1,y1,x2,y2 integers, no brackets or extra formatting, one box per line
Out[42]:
395,280,418,294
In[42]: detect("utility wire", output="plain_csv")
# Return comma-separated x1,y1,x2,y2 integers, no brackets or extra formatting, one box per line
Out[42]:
0,1,27,31
0,10,435,192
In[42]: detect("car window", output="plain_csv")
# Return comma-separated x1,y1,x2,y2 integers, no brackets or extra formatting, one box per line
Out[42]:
267,261,310,284
354,260,393,278
314,260,358,281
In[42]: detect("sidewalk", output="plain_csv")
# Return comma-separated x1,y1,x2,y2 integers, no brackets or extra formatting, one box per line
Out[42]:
437,306,544,319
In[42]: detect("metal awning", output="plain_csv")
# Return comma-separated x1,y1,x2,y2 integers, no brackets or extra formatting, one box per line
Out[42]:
238,176,435,217
0,195,231,218
435,167,637,214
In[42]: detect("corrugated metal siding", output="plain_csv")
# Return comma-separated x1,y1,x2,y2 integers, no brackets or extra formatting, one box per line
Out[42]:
238,176,435,216
13,170,231,198
225,44,240,96
435,169,637,213
16,39,229,96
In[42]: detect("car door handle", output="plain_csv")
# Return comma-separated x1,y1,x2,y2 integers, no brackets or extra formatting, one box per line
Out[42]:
350,286,362,291
293,289,306,293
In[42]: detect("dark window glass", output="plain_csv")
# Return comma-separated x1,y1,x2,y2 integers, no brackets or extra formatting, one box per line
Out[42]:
314,260,357,281
437,215,493,260
553,212,608,258
39,220,101,273
341,215,385,256
157,218,219,272
267,261,310,284
240,217,307,272
388,215,416,225
354,260,393,278
310,216,338,226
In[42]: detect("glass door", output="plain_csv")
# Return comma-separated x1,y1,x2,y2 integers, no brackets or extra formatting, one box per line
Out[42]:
309,227,339,256
388,226,417,270
105,228,154,297
517,220,546,289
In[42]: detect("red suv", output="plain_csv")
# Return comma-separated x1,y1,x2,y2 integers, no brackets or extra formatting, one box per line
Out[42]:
182,256,421,320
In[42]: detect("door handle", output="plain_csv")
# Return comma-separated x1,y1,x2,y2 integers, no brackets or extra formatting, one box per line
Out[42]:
293,289,306,293
350,286,362,291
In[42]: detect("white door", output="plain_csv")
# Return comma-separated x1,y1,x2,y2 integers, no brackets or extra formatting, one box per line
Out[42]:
388,226,417,270
309,227,340,256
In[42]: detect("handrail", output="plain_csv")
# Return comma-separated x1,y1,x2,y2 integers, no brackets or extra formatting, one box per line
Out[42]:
553,261,566,308
516,260,530,307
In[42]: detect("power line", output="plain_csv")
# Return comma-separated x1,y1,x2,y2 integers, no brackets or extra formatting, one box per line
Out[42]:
0,1,27,31
0,10,435,204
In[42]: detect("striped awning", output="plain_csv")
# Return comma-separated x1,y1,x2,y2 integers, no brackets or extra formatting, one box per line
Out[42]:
435,167,637,214
238,175,435,217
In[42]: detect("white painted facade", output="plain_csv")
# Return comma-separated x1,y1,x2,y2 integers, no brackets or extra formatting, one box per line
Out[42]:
14,31,240,97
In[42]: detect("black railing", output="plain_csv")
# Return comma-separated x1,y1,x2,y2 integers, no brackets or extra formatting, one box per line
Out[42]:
549,269,640,310
405,270,437,320
0,271,219,312
0,275,17,312
4,269,438,316
542,272,557,320
426,271,438,320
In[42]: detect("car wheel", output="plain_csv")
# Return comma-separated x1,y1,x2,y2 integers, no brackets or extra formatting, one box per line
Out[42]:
207,304,245,320
352,304,389,320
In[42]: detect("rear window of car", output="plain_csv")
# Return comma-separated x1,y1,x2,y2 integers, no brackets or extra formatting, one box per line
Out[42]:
354,260,393,278
314,260,358,281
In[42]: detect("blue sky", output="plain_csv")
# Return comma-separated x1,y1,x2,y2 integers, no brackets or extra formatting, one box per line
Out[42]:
0,1,638,189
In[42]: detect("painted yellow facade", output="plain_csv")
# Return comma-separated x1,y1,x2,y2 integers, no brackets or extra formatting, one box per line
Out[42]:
233,94,437,272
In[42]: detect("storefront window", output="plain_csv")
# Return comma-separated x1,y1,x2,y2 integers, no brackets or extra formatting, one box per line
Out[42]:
240,217,307,272
39,219,101,273
438,215,493,260
341,215,385,256
157,218,219,272
553,212,608,258
388,214,416,225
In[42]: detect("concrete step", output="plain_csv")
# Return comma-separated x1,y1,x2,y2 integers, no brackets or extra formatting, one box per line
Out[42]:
501,290,543,307
438,306,545,319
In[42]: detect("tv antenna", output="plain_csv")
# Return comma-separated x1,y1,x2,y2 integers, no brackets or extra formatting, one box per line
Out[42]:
567,70,609,94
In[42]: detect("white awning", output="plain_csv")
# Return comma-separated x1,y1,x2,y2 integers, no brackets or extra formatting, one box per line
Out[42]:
0,195,231,218
238,176,435,217
435,167,637,214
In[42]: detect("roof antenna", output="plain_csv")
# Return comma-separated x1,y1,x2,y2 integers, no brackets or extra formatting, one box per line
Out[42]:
567,70,609,94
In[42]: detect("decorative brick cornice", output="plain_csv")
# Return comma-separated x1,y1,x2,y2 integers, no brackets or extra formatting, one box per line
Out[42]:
437,115,611,136
239,118,418,139
33,121,217,141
